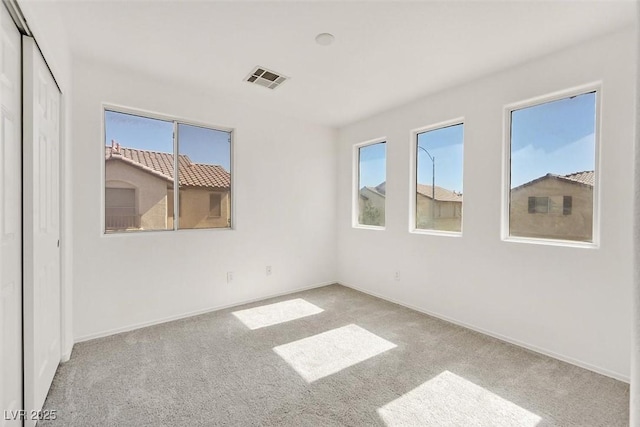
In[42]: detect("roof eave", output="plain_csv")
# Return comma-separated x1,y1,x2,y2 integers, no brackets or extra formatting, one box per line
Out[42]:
106,155,174,184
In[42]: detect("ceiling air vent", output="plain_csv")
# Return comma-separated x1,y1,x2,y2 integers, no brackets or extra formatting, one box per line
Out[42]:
245,66,288,90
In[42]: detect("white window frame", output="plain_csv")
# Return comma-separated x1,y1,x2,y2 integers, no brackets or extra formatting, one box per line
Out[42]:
409,118,464,237
501,83,601,248
100,104,235,236
352,137,387,230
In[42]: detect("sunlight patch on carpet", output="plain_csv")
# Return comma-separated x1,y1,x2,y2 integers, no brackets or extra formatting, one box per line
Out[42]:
378,370,541,426
273,324,396,382
232,298,323,330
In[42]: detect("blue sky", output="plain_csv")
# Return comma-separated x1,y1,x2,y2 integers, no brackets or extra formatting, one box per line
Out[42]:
510,91,595,187
178,124,231,170
417,124,463,192
358,126,464,192
359,142,386,189
359,91,596,192
107,92,595,192
105,110,231,171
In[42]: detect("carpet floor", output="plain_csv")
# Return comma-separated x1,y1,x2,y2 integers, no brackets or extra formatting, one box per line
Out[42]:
40,284,629,426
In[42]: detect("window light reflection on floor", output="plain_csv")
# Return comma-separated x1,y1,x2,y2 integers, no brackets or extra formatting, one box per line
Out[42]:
377,370,541,427
273,324,397,382
232,298,323,330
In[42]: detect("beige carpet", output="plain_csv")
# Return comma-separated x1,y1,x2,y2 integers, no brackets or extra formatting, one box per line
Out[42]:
40,284,629,426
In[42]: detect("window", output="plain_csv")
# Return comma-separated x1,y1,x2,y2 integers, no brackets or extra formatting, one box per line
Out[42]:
105,188,137,230
356,141,386,228
104,109,232,233
104,111,173,232
527,196,572,215
177,123,231,230
414,123,463,233
507,90,596,243
209,193,222,217
563,196,572,215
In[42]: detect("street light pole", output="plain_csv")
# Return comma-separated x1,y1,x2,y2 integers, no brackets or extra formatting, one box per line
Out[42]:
417,145,435,227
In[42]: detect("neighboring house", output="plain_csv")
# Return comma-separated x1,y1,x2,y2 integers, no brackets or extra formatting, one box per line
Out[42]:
105,143,231,231
510,171,594,242
416,184,463,232
358,183,386,226
357,181,463,230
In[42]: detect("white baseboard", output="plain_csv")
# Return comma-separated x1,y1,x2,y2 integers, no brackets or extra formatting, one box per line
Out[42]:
74,280,336,343
61,349,72,363
339,281,630,384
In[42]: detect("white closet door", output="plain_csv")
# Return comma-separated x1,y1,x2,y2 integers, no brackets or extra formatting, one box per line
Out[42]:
23,36,61,426
0,4,22,427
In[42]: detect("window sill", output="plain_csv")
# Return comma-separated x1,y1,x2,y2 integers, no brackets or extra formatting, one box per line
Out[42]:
102,226,234,236
503,236,597,249
353,224,386,231
410,228,462,237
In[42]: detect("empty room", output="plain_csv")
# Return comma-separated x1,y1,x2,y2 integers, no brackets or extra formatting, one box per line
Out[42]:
1,0,639,426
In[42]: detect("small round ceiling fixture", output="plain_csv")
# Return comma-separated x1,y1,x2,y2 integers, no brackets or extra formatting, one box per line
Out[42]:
315,33,335,46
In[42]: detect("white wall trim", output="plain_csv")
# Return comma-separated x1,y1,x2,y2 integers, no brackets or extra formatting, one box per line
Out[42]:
630,7,640,425
74,280,336,343
61,349,72,363
339,281,630,383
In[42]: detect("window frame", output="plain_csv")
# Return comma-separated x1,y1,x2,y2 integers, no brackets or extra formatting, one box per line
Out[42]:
352,137,387,230
101,104,235,236
501,83,601,248
409,118,464,237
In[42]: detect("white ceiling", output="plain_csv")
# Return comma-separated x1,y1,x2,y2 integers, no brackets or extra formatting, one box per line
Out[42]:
49,0,636,128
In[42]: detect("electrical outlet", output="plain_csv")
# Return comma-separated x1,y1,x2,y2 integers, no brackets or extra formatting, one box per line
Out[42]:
394,271,400,281
227,272,234,283
266,266,272,276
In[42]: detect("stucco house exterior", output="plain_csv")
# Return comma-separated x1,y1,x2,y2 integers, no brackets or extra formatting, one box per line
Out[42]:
105,143,231,231
357,181,463,231
416,184,463,232
510,171,594,242
358,184,386,226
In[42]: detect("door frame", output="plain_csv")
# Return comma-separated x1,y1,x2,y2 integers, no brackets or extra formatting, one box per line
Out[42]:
3,0,70,423
22,35,63,424
5,0,70,361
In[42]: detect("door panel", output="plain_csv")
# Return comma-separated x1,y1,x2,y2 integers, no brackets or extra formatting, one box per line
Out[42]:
0,4,21,426
23,36,61,426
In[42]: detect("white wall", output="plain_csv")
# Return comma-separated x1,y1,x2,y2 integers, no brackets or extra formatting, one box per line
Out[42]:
631,5,640,425
18,1,74,360
337,28,636,381
71,58,337,341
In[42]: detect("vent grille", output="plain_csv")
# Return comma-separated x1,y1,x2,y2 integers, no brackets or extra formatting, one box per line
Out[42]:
245,66,288,90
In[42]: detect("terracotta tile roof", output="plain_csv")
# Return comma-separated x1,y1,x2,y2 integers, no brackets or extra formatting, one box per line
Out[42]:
362,181,462,202
513,170,594,191
106,145,230,189
416,184,463,202
561,170,594,186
